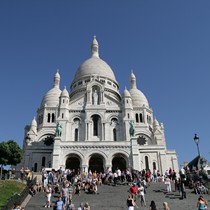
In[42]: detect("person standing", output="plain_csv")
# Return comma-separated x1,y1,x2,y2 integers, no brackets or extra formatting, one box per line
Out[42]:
127,195,135,210
128,183,137,200
68,182,75,201
54,196,64,210
45,184,52,208
61,183,69,207
137,183,146,207
180,179,186,199
165,176,172,192
57,167,63,183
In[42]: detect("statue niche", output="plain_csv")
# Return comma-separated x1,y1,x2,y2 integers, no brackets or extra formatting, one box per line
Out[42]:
92,90,99,105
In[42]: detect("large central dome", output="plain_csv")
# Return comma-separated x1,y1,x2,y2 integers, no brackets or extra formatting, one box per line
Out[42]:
72,36,117,83
74,56,116,81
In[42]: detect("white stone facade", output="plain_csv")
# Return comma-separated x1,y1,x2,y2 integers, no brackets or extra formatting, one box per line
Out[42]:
21,37,179,174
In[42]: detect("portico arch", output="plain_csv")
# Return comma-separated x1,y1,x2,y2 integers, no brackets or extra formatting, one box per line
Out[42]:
88,153,105,173
112,153,128,172
65,154,81,174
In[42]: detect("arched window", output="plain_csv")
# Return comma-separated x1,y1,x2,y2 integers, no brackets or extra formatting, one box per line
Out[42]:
136,113,139,123
52,113,55,122
34,163,38,172
113,128,117,141
128,113,130,119
140,113,143,122
75,128,78,141
147,115,151,124
42,157,46,167
47,113,51,122
148,116,151,124
153,162,156,170
93,115,99,136
145,156,149,171
62,113,64,119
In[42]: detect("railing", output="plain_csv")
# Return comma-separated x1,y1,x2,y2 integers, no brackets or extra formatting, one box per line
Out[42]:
1,177,37,210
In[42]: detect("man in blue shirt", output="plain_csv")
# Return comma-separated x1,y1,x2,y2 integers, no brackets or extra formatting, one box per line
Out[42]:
54,196,64,210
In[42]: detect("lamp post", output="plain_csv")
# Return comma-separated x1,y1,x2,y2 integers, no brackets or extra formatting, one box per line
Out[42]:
194,133,201,157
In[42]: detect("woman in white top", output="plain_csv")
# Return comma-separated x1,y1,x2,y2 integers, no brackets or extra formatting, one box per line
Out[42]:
45,184,52,208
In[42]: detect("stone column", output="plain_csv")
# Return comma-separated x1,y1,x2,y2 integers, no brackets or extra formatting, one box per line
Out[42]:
130,137,140,171
86,90,91,105
82,165,88,173
52,137,61,170
143,109,147,124
101,122,105,141
105,165,112,173
85,121,88,141
159,152,167,175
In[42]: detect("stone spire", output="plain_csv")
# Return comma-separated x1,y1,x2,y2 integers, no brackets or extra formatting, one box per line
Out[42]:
130,70,137,89
54,69,60,88
91,35,99,58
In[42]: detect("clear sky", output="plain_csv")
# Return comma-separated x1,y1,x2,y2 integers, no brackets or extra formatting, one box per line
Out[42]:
0,0,210,167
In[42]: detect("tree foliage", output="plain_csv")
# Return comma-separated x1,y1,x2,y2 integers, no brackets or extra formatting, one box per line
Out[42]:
0,142,10,165
6,140,23,165
0,140,23,166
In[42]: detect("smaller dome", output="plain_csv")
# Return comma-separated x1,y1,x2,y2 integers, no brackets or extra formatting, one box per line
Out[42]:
129,88,149,107
61,86,69,98
41,87,62,107
153,118,159,127
129,70,149,107
122,87,131,98
41,71,62,107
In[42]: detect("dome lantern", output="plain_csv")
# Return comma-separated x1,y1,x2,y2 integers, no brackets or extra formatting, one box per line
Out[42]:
91,35,99,58
54,69,60,88
130,70,137,89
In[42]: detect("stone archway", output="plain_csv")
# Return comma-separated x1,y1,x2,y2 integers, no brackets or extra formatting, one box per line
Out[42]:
88,154,104,173
112,154,127,172
66,155,81,174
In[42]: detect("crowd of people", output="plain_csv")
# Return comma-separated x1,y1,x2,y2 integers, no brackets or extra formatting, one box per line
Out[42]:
125,167,208,210
40,167,102,209
12,166,209,210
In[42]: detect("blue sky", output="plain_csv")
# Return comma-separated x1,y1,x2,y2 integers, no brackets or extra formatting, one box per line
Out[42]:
0,1,210,166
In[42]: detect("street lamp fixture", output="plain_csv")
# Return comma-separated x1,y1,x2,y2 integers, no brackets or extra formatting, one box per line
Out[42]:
194,133,201,157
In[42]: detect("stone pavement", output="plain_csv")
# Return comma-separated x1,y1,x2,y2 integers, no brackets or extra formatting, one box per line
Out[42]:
24,182,210,210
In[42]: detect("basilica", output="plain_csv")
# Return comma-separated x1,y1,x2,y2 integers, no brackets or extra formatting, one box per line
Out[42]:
22,37,179,174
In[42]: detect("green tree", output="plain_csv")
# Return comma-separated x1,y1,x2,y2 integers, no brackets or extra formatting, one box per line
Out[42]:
6,140,23,166
0,140,23,178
